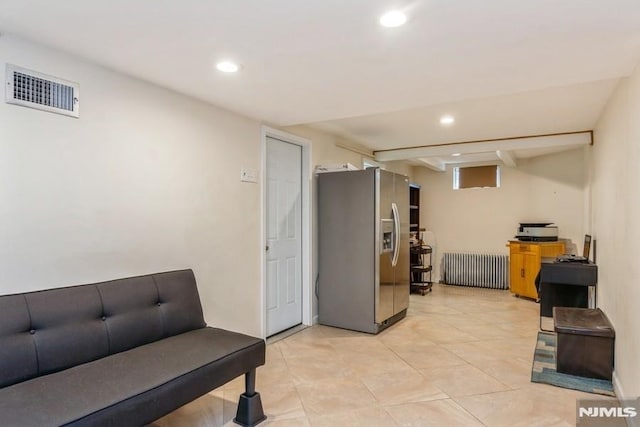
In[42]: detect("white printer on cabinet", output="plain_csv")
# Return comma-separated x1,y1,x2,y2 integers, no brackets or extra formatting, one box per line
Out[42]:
516,222,558,242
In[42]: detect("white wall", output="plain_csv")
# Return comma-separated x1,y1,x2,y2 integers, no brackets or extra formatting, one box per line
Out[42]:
591,62,640,399
0,35,266,335
0,35,393,338
412,150,587,281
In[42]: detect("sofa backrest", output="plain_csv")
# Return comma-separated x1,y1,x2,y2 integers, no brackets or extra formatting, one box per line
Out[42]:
0,269,205,388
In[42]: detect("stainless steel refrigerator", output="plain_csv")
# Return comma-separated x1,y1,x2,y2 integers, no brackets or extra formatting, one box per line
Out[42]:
317,168,410,334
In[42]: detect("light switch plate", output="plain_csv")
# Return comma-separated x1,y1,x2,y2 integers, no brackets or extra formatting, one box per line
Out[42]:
240,167,258,183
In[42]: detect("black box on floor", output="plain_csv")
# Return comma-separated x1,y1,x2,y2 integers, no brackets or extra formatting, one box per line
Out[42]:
554,307,615,380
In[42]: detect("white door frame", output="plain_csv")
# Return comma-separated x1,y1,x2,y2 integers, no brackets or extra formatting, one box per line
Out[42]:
261,126,312,338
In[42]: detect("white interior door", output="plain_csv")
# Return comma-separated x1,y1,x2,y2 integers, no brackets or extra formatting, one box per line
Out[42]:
266,136,302,336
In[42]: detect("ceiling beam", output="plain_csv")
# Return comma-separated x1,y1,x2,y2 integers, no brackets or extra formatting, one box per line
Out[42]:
496,150,517,167
450,160,505,169
416,158,446,172
374,131,592,162
335,141,374,157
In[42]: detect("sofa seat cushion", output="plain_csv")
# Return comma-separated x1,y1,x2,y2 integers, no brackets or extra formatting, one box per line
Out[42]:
0,327,265,426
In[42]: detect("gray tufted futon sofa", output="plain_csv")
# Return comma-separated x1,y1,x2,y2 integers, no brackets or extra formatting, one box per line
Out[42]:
0,269,266,426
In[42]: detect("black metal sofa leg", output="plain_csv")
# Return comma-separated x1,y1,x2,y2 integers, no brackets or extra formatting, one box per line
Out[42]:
234,369,266,426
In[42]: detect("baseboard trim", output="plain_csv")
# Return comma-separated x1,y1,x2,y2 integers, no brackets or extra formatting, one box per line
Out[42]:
613,372,638,427
613,371,624,398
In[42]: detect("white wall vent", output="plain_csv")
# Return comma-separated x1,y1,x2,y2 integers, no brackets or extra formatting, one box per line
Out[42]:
5,64,79,118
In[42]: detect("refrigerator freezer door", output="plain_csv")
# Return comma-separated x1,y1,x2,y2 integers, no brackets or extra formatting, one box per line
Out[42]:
318,169,377,333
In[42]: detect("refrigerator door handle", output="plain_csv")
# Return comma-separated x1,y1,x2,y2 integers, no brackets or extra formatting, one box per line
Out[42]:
391,202,400,267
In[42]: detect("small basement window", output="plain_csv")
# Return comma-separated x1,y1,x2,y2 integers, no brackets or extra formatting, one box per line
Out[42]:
453,165,501,190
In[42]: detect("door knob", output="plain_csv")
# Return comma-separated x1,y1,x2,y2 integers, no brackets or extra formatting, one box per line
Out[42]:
266,245,270,251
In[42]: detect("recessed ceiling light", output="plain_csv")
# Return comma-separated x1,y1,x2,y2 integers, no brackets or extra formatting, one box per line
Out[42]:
216,61,240,73
452,153,462,157
440,115,455,125
379,10,407,28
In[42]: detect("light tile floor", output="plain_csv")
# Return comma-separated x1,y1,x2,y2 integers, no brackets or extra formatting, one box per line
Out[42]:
152,284,618,426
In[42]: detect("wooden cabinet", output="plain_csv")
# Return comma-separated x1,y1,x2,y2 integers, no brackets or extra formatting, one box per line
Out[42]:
509,249,539,299
508,241,565,300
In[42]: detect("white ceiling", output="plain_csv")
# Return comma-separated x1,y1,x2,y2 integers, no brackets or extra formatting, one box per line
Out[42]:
1,0,639,168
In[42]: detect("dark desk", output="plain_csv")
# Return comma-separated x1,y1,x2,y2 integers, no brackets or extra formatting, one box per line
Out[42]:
539,262,598,318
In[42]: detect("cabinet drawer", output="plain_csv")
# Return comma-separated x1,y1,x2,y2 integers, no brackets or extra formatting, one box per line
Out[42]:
510,243,540,255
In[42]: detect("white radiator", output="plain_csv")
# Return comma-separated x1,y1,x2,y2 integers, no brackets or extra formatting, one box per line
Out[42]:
442,252,509,289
